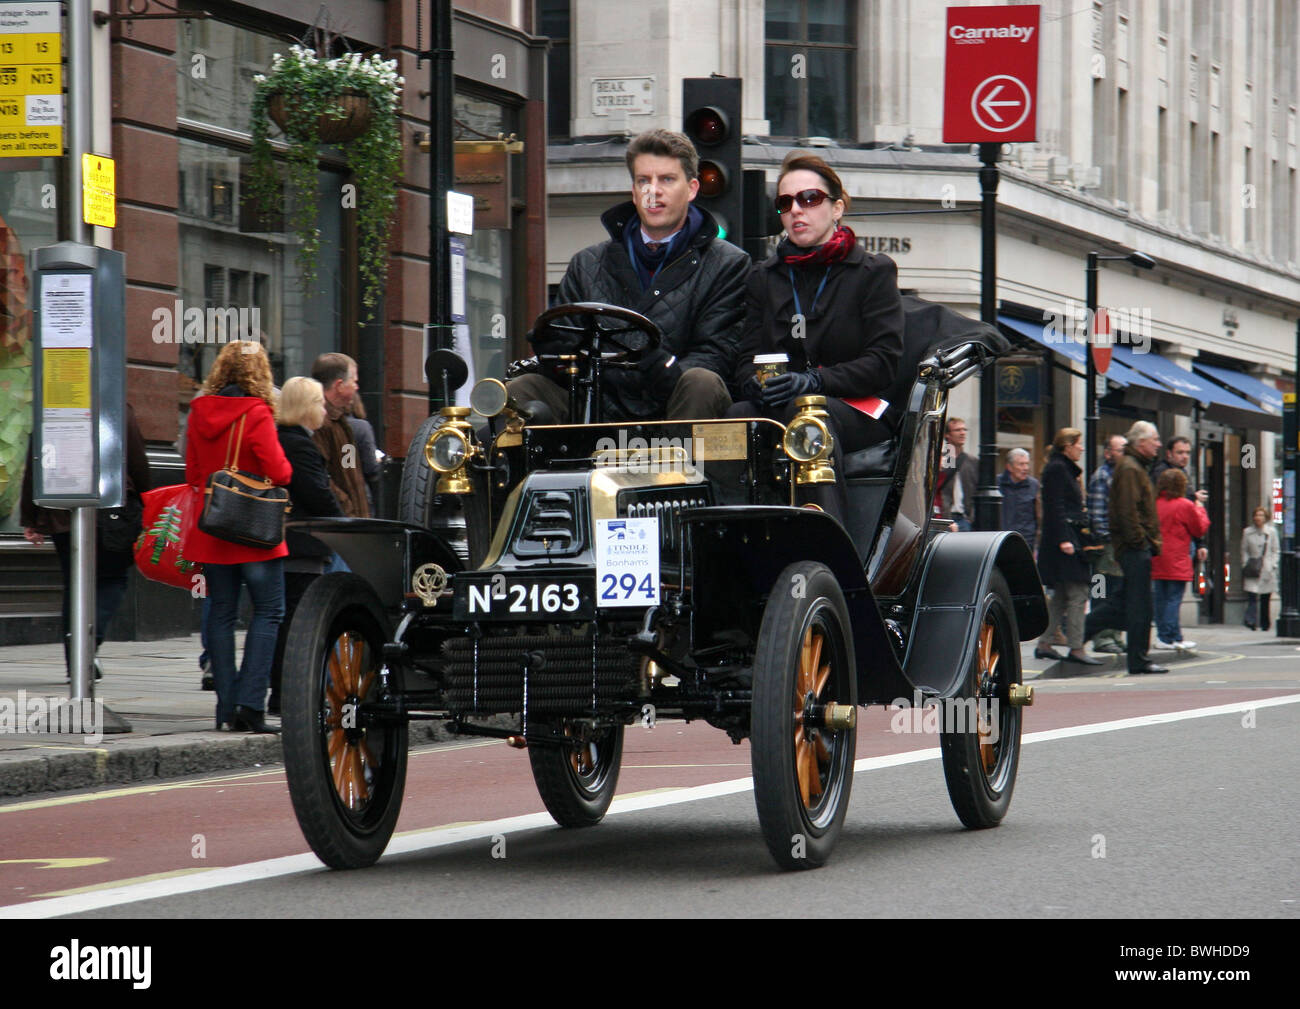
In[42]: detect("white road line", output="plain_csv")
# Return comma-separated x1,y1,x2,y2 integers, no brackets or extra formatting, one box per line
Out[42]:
5,693,1297,919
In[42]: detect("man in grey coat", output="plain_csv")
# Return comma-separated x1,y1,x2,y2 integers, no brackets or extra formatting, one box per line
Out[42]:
509,129,750,422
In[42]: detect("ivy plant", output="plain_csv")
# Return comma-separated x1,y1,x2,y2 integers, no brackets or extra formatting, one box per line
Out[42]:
248,45,404,316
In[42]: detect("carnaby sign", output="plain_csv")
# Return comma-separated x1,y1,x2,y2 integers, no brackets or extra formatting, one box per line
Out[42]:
943,5,1040,143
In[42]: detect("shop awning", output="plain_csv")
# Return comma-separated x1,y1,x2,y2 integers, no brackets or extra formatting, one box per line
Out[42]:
996,315,1170,393
1111,346,1281,432
1191,362,1284,414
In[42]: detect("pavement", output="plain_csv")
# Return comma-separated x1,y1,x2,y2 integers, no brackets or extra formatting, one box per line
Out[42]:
0,622,1293,798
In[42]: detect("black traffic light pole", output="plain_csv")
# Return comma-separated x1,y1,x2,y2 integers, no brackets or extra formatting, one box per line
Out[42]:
1278,318,1300,637
973,143,1002,533
420,0,454,412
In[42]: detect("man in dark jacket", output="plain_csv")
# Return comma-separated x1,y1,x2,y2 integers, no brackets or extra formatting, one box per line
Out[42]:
939,417,978,530
998,448,1039,548
509,129,750,422
310,353,370,518
1083,420,1167,674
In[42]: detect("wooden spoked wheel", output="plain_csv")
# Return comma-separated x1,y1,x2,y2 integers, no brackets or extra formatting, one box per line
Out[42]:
752,561,857,870
283,573,408,869
939,570,1022,829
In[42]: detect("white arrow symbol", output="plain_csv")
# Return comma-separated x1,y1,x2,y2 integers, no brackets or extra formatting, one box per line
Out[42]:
979,85,1021,123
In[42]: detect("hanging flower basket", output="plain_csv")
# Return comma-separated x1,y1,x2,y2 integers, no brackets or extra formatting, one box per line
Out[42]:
247,45,403,316
267,90,374,145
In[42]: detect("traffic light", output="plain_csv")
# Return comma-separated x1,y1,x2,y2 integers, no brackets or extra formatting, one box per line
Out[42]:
743,169,781,261
683,77,742,248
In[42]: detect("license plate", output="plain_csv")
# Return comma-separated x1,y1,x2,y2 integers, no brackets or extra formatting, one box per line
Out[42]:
453,573,595,620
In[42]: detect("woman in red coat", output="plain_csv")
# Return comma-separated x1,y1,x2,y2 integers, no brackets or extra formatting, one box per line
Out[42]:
1150,467,1210,652
186,341,292,733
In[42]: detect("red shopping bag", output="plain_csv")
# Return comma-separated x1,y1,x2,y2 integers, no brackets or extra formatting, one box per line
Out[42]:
134,483,204,590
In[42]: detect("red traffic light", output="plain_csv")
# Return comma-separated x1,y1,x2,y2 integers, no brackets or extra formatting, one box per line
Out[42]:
685,105,729,146
698,160,728,198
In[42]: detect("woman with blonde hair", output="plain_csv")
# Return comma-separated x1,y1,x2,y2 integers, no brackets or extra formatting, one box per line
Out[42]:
186,341,292,733
267,376,344,714
1034,428,1099,664
1241,505,1279,631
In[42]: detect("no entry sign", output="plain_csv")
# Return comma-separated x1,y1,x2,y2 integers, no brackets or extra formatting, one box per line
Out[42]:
943,5,1040,143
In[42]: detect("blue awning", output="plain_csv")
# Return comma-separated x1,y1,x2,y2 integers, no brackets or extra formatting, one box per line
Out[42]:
1192,362,1284,414
1111,345,1280,431
996,315,1170,392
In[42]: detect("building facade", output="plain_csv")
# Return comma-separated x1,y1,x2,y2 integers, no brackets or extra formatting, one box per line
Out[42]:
0,0,549,643
543,0,1298,623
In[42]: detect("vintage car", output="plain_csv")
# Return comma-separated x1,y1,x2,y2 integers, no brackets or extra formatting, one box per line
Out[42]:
280,298,1047,871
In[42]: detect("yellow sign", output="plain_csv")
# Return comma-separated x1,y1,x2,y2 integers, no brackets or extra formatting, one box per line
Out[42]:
82,154,116,227
42,348,92,409
0,3,62,157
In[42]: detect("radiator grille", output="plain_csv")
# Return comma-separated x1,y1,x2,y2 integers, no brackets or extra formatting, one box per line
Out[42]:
443,633,639,715
620,490,711,552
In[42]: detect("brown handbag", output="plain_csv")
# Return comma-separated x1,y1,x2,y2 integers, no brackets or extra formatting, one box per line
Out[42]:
198,415,291,549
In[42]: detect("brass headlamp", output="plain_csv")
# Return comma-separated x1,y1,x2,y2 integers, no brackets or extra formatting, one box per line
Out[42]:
424,406,478,494
782,395,836,485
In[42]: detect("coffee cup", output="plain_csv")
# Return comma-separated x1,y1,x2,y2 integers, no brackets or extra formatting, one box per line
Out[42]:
754,353,789,386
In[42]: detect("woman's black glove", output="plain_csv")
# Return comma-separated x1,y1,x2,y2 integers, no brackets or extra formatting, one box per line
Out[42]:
761,368,823,408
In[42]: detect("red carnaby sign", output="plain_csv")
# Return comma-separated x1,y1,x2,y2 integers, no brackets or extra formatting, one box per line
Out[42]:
943,4,1040,143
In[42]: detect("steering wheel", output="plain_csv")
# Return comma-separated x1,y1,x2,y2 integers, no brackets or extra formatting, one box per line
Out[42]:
529,302,661,362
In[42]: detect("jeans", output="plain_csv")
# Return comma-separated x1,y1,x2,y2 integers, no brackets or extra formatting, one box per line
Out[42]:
1244,592,1271,631
1085,546,1153,670
198,594,212,670
206,559,285,719
1151,579,1187,643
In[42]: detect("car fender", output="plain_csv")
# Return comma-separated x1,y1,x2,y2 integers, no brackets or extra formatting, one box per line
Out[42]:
685,507,913,704
903,530,1048,698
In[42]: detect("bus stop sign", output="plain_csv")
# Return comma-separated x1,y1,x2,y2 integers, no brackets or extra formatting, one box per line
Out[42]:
943,5,1040,143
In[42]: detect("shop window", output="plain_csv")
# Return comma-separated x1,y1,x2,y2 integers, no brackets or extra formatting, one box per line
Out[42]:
765,0,856,140
537,0,570,139
0,163,60,536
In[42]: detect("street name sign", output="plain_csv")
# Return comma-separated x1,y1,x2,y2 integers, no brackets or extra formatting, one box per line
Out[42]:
943,4,1040,143
0,1,62,157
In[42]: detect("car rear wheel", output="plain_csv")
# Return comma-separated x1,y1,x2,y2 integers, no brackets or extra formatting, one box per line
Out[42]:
528,723,624,828
751,561,857,870
283,573,408,869
398,413,491,567
939,570,1022,828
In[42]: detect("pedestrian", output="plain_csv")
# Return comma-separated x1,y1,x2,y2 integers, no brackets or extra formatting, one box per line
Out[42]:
1087,433,1127,655
998,448,1039,550
508,128,748,422
1083,420,1167,674
310,352,370,518
1151,467,1209,652
938,416,977,531
268,377,344,716
731,151,904,522
186,341,292,733
345,394,381,516
21,403,151,681
1034,428,1100,665
1241,505,1280,631
1150,435,1207,565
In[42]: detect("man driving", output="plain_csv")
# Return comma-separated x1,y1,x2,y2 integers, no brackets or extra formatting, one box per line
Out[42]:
508,128,750,422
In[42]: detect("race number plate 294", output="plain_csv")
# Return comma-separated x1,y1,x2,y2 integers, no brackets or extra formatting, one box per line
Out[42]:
595,516,659,607
453,573,594,619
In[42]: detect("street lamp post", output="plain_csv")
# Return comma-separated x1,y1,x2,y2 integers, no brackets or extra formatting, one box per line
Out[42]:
1084,249,1156,479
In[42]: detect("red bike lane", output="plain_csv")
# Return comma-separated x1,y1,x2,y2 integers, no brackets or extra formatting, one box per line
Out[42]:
0,686,1291,908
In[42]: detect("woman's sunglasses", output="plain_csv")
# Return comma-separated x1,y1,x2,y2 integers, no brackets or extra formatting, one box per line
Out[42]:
774,189,832,213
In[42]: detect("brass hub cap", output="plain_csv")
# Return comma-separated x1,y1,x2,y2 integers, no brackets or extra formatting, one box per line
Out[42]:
325,631,377,812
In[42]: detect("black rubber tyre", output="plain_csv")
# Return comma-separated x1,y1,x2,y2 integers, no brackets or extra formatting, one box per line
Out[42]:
528,724,624,828
282,573,407,869
939,569,1022,829
397,413,491,566
751,561,857,870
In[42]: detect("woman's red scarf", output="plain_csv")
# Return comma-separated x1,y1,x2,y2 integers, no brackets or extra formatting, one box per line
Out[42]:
781,224,857,265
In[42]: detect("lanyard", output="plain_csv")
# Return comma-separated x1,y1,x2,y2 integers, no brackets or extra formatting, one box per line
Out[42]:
788,266,831,319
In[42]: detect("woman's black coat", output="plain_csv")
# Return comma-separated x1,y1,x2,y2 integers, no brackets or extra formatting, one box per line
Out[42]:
278,424,343,559
1038,450,1091,587
734,242,904,406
